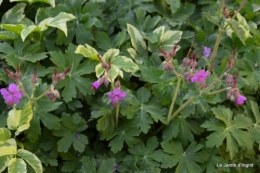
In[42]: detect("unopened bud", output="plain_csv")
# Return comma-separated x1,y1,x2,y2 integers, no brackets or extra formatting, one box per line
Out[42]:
163,61,174,72
115,80,121,88
183,57,191,67
159,47,170,60
225,74,233,85
103,77,109,87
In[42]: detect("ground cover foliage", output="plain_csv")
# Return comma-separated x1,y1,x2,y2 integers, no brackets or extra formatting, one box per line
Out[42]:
0,0,260,172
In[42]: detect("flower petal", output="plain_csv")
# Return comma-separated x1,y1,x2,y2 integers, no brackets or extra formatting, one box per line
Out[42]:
8,84,18,92
0,88,9,97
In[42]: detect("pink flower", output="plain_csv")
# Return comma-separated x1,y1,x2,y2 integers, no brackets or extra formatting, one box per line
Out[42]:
107,88,126,107
92,80,101,90
0,83,23,106
236,95,246,105
203,47,211,57
191,69,210,84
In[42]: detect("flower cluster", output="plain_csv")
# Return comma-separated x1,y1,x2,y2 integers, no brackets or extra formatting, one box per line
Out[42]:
92,54,126,107
0,83,23,107
225,72,246,105
159,43,178,72
182,47,211,84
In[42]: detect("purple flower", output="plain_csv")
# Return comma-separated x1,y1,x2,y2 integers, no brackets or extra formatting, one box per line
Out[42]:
0,83,23,105
191,69,210,84
107,88,126,107
203,47,211,58
236,95,246,105
113,165,119,171
92,80,101,90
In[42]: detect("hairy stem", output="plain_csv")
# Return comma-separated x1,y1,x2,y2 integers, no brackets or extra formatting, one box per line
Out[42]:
209,28,224,72
167,76,182,125
115,103,120,128
169,98,194,122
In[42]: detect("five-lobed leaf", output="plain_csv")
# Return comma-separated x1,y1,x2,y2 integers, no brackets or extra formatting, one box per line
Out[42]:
161,141,208,173
201,106,253,159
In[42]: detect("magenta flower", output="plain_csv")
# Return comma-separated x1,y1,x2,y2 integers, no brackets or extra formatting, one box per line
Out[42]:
107,88,126,107
92,80,101,90
203,47,211,58
0,83,23,105
191,69,210,84
236,95,246,105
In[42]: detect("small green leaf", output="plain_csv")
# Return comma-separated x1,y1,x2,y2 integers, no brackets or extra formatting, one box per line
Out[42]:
39,12,75,36
17,149,42,173
8,158,27,173
203,12,220,27
127,24,147,53
10,0,55,7
112,56,139,72
75,44,99,61
0,128,11,142
7,103,33,136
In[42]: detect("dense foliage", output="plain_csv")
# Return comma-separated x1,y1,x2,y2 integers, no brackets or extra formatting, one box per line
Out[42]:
0,0,260,172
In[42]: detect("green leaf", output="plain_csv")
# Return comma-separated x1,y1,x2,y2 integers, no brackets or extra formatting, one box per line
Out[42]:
166,0,180,13
128,137,167,169
246,101,260,147
0,128,11,142
39,12,75,36
0,146,17,157
121,87,167,133
37,111,61,130
112,30,126,48
127,24,147,54
97,158,116,173
226,13,251,44
1,3,26,24
108,122,140,153
52,113,88,153
75,44,99,61
21,25,41,41
203,12,220,27
19,53,48,62
17,149,42,173
161,141,208,172
0,155,12,173
7,103,33,136
162,116,196,145
201,106,253,159
140,66,163,83
51,44,96,102
8,158,27,173
112,56,139,72
1,24,25,35
80,156,96,173
10,0,55,7
0,31,18,40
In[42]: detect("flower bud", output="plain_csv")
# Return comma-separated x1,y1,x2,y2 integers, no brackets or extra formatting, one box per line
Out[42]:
115,80,121,88
159,47,170,60
225,74,233,85
182,57,191,67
